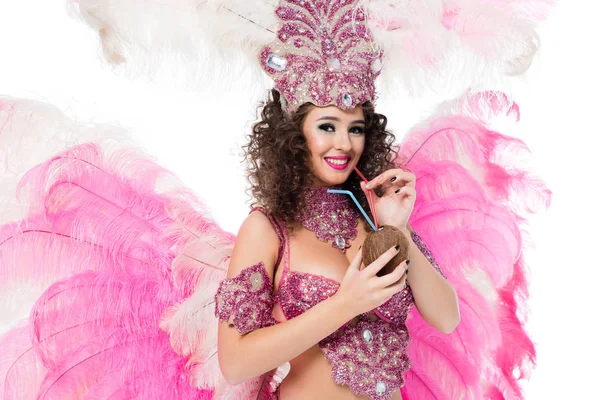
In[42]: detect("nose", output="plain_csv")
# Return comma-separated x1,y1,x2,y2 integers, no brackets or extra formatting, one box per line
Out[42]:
333,130,352,152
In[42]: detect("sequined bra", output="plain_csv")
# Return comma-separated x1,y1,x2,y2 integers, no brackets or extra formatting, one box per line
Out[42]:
274,239,415,326
215,208,446,399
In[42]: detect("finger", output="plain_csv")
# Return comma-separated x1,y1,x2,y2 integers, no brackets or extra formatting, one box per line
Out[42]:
365,169,400,189
382,275,407,298
399,164,412,173
360,180,369,197
388,172,416,190
397,186,416,207
377,260,409,287
363,245,400,277
348,247,363,271
367,170,415,190
394,186,416,199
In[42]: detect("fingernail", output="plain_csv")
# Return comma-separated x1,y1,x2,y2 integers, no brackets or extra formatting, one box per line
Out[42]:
390,177,397,182
365,183,371,189
395,188,401,194
406,260,411,266
395,244,400,251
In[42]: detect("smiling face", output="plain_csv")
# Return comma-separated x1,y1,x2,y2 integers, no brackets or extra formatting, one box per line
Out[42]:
302,105,366,187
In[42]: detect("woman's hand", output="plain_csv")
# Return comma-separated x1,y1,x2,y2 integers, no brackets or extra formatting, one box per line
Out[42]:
335,246,409,317
360,169,416,231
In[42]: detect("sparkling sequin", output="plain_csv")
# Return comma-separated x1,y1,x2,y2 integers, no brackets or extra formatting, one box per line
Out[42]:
374,284,414,324
411,231,447,278
214,263,276,335
259,0,383,113
275,270,340,320
296,186,359,253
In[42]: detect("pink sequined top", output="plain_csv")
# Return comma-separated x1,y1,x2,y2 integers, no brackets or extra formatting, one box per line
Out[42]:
215,209,445,399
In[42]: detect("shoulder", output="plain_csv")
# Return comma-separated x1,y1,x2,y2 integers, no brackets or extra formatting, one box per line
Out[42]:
228,209,282,279
239,208,281,242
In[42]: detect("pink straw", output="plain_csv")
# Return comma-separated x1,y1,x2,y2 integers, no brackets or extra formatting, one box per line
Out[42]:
353,167,379,229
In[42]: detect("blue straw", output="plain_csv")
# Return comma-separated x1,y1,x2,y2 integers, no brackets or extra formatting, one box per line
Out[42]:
327,189,377,232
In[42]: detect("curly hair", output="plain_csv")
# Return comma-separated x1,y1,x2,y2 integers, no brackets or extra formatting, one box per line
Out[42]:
242,89,398,226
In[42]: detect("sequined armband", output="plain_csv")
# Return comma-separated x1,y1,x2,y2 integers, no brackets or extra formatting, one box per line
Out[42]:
214,262,276,335
411,231,447,278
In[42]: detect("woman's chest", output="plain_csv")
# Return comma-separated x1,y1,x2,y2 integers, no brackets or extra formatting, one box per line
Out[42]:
279,222,369,283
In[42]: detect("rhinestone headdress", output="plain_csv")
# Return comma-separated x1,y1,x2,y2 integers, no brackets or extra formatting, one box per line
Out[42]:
260,0,383,113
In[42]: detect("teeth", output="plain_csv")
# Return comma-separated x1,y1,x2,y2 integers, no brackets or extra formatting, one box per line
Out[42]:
326,158,349,165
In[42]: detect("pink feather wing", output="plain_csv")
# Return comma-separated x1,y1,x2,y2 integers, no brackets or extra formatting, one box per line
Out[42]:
400,91,550,399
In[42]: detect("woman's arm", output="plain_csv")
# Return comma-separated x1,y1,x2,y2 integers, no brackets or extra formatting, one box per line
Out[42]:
403,226,460,334
217,211,350,384
360,170,460,334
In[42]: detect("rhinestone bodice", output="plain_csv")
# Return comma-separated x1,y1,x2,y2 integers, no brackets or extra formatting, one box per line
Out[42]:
273,266,414,399
273,225,416,400
274,269,414,326
272,225,447,399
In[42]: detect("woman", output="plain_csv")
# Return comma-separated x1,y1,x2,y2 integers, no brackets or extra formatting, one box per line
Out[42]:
215,91,459,399
0,0,549,398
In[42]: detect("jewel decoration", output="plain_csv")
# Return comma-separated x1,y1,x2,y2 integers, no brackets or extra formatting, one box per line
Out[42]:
266,54,287,71
296,186,359,253
260,0,383,113
341,92,352,107
362,328,373,344
376,381,387,396
371,58,383,74
327,57,341,72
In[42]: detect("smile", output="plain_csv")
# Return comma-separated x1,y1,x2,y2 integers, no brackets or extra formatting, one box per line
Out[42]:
324,156,350,170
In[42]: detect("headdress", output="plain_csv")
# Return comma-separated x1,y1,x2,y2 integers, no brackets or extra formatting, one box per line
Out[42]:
259,0,382,112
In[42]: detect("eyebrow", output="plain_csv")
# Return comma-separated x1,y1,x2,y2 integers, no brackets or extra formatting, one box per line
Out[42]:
316,116,365,124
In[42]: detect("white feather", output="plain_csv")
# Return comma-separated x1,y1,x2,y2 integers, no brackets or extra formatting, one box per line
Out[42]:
66,0,554,97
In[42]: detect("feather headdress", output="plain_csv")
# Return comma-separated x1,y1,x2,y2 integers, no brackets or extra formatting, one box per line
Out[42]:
68,0,554,95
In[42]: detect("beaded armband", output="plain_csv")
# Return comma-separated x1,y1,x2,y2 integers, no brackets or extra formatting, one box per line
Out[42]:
411,231,447,278
214,262,276,335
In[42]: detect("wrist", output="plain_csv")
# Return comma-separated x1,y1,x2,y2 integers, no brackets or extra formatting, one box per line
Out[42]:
330,291,356,323
392,225,411,238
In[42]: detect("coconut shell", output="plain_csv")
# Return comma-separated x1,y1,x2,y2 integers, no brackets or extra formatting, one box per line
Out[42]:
362,225,410,276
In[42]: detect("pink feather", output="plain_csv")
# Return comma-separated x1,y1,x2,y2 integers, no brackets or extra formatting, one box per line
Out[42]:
399,91,550,399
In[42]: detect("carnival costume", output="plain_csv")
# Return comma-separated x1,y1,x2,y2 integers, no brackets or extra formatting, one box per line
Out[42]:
0,0,553,399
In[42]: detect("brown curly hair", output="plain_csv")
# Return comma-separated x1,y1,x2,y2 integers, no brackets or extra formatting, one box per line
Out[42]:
242,89,398,226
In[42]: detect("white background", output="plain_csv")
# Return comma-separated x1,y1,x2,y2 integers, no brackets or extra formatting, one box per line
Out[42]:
1,0,599,398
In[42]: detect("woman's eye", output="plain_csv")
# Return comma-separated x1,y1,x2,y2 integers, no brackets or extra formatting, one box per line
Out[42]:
318,123,335,132
349,126,365,135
